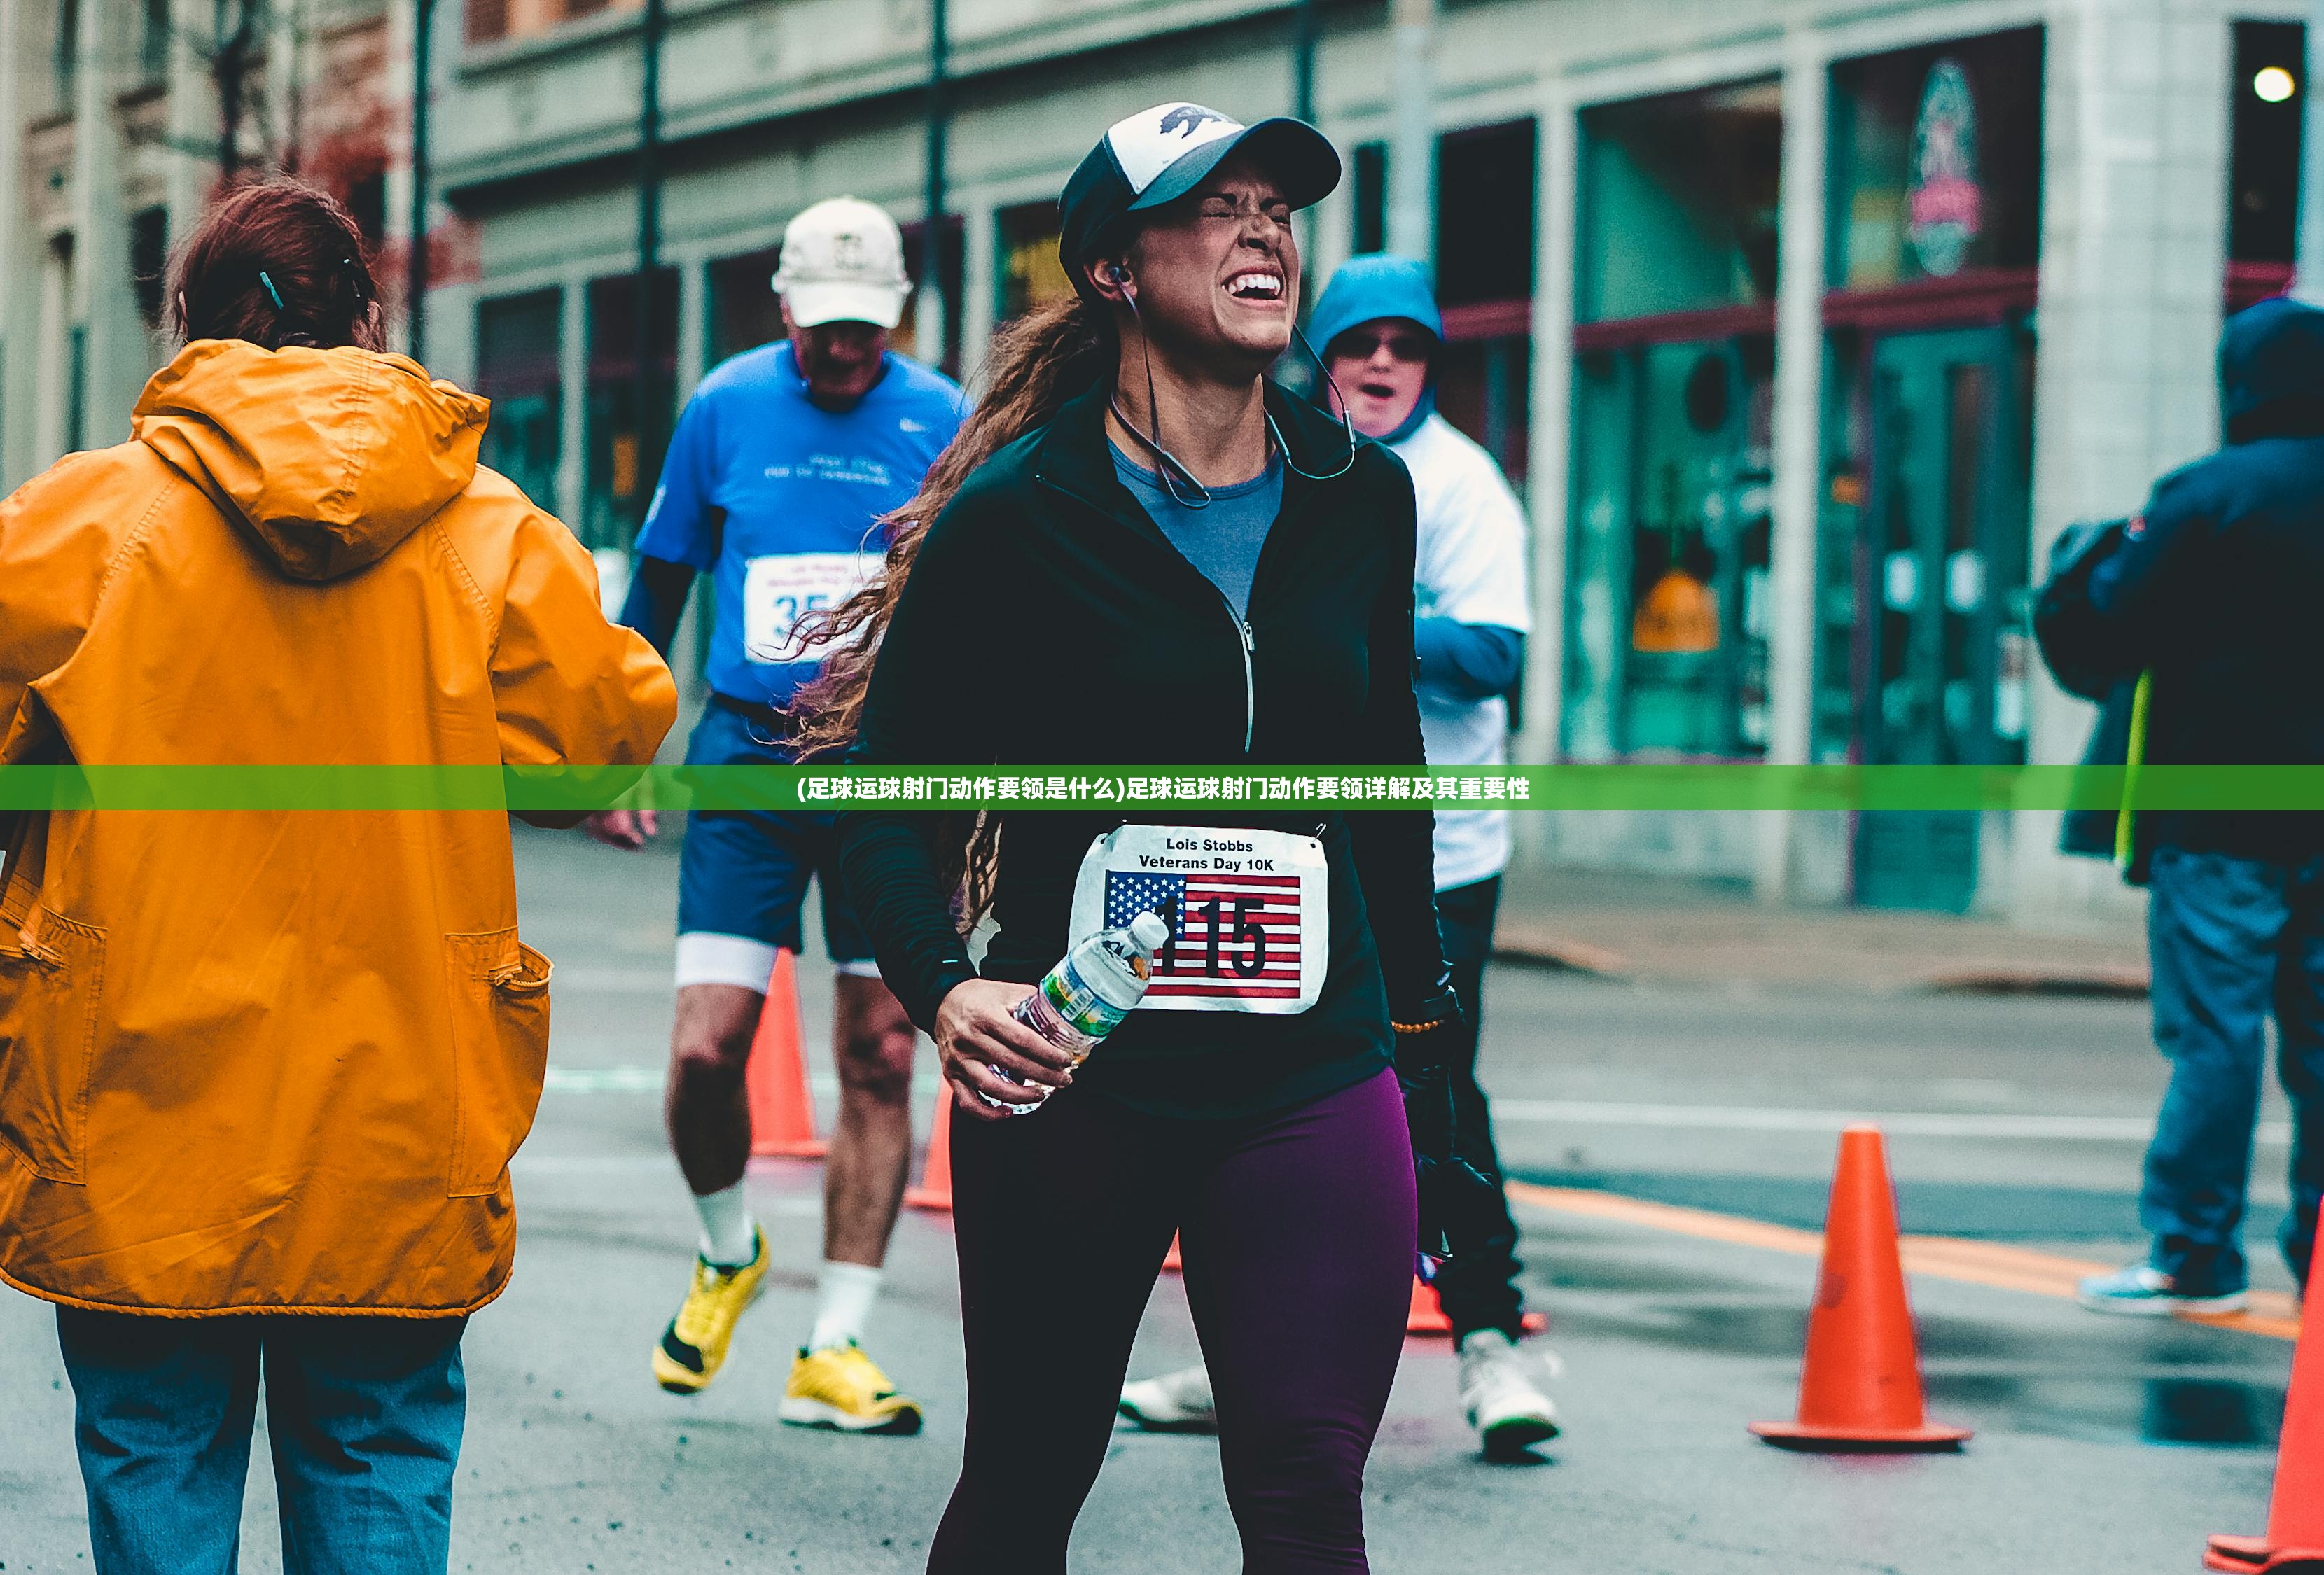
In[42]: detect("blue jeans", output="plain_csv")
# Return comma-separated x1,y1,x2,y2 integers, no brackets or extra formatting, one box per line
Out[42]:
56,1308,466,1575
2141,846,2324,1291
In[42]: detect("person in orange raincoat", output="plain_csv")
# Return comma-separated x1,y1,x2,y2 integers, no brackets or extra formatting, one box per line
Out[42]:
0,182,675,1574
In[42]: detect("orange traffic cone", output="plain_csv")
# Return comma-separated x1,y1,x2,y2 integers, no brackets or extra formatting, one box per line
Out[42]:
905,1086,954,1211
2206,1238,2324,1572
1751,1124,1970,1450
1402,1275,1549,1338
746,950,826,1158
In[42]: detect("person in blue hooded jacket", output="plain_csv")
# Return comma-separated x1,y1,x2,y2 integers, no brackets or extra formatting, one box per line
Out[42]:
1119,255,1559,1456
2041,295,2324,1314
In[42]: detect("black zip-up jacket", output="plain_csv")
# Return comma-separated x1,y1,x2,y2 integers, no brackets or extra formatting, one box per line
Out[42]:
838,378,1447,1119
2038,298,2324,860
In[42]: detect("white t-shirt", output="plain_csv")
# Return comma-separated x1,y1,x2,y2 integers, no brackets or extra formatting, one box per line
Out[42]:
1389,413,1533,892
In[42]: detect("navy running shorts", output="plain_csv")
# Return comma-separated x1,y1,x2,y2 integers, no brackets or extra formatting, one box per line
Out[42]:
674,702,876,990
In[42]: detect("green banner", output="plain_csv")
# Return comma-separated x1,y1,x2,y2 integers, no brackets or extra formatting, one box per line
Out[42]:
1,763,2323,813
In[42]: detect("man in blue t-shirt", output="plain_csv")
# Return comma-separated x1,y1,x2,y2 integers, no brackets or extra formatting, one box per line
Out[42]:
583,197,964,1429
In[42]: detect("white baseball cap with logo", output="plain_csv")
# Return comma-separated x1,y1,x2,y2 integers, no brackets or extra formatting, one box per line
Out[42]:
772,196,912,330
1057,103,1340,300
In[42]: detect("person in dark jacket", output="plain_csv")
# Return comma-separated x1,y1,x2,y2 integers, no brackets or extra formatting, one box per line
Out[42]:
791,102,1491,1572
2043,295,2324,1313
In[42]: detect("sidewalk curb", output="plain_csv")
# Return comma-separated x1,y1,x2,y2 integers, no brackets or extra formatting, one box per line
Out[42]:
1921,965,2151,1000
1491,927,1633,978
1490,929,2150,997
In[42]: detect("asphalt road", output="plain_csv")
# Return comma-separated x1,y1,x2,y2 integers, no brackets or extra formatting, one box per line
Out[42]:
0,825,2301,1572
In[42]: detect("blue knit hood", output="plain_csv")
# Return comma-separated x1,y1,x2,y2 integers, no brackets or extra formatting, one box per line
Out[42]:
1307,253,1441,444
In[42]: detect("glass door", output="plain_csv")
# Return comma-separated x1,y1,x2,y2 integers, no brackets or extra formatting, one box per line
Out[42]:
1852,322,2030,910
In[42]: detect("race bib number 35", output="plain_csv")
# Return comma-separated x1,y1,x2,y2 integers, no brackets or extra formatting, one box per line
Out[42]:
743,552,884,664
1069,825,1327,1014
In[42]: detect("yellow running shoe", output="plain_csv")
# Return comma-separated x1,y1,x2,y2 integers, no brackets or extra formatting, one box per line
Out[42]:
651,1229,768,1394
779,1341,924,1434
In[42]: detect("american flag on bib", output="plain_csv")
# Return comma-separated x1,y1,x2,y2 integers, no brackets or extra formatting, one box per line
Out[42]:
1106,869,1304,1002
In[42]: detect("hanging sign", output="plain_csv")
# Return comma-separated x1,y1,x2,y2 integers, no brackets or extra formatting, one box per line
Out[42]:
1907,58,1983,278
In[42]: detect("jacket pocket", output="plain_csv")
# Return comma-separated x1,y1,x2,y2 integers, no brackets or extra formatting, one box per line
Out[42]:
444,929,552,1198
0,886,105,1185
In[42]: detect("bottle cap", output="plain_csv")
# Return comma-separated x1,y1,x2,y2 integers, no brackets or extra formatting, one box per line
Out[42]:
1128,911,1171,955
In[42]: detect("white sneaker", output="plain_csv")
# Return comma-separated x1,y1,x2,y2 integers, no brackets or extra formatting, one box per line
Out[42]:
1458,1329,1561,1457
1118,1363,1217,1432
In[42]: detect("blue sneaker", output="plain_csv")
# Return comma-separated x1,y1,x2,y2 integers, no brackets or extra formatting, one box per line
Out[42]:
2075,1262,2247,1317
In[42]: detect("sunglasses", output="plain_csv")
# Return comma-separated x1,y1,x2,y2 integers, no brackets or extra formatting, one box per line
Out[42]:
1328,328,1433,365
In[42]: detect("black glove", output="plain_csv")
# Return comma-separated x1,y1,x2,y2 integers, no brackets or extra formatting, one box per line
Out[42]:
2033,517,2134,702
1392,990,1503,1262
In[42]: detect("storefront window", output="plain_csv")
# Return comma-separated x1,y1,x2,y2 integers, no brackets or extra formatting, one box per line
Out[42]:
1438,336,1531,485
582,268,677,553
1811,335,1869,765
996,202,1073,325
1566,82,1781,760
893,218,966,377
474,289,562,516
1351,143,1386,255
1575,82,1780,325
1828,29,2043,292
1823,34,2043,908
2230,22,2304,306
1435,120,1535,486
1567,338,1774,758
707,246,785,370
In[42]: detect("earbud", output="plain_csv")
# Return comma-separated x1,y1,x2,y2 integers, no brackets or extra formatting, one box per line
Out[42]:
1106,264,1133,286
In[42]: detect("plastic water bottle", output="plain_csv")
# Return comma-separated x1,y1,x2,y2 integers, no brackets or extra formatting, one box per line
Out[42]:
984,911,1171,1114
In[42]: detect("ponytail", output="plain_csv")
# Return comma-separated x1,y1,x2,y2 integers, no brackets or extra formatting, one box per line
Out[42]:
169,179,386,354
788,291,1117,925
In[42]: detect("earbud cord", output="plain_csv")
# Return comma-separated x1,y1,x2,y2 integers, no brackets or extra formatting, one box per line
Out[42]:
1108,290,1213,510
1105,286,1362,505
1277,321,1360,483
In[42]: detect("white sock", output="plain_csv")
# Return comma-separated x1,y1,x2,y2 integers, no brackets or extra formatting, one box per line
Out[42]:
693,1182,756,1268
807,1260,882,1352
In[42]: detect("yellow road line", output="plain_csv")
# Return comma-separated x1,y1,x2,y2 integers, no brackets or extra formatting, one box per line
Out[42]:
1505,1181,2301,1341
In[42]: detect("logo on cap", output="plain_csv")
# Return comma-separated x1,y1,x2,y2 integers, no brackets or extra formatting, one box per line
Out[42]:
1106,102,1246,193
1160,106,1229,140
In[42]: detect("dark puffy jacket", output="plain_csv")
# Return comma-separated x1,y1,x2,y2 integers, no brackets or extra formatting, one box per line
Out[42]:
2034,520,2148,878
2038,297,2324,860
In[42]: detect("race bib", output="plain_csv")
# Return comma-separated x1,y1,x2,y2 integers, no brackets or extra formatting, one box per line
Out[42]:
1069,825,1327,1014
742,552,884,664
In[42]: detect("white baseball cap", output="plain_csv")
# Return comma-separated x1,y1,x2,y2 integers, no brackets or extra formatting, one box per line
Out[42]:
1059,104,1340,299
772,196,912,329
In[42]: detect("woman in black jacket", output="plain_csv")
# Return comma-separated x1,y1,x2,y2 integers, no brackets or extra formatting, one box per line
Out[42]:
796,104,1487,1574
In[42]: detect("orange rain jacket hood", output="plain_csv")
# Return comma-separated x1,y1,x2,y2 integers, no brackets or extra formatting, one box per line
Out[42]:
0,342,676,1315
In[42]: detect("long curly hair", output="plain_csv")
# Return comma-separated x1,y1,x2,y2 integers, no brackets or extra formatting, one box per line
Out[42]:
787,292,1118,925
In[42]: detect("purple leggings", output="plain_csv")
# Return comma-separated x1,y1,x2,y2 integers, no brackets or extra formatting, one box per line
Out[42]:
928,1066,1416,1574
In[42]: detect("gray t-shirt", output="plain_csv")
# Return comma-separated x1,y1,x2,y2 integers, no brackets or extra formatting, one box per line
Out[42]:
1111,440,1283,620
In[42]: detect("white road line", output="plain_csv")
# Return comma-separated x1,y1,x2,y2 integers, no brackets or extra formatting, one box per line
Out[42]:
541,1066,949,1094
545,967,676,995
1491,1099,2293,1145
510,1154,675,1174
543,1067,664,1092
